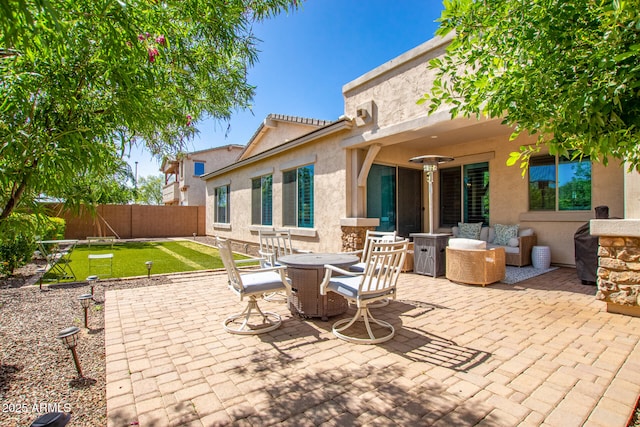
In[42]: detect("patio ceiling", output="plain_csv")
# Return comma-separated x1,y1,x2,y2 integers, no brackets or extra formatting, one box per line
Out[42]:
341,112,514,153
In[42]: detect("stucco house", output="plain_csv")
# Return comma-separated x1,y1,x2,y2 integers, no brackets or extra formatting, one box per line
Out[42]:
202,34,632,268
161,145,244,206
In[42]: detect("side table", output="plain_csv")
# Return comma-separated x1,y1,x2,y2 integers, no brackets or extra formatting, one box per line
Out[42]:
532,245,551,269
410,233,450,277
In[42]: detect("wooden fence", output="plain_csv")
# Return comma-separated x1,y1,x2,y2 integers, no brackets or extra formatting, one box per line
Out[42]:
50,204,206,240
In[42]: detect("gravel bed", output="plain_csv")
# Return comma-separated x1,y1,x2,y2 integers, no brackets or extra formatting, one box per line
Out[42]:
1,262,170,427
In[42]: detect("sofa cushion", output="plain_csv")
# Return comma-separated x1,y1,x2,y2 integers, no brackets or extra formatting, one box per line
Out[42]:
487,227,496,243
449,238,487,250
508,237,520,247
480,226,490,242
494,224,519,246
458,222,483,239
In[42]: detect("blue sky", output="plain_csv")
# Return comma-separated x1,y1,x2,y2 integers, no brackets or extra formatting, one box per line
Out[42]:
129,1,445,178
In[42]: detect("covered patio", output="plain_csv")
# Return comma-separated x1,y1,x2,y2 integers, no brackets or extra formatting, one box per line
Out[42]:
105,268,640,426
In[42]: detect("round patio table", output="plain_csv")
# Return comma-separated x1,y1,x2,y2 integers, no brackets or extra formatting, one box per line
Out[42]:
278,253,359,321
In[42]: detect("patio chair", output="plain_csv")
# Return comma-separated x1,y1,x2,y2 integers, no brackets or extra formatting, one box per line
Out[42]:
348,230,398,273
445,238,506,286
216,237,291,335
258,229,309,301
347,230,398,308
320,239,409,344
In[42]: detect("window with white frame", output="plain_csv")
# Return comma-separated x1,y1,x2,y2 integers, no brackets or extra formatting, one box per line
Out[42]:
251,175,273,226
283,164,314,228
214,185,230,223
194,161,205,176
529,154,591,211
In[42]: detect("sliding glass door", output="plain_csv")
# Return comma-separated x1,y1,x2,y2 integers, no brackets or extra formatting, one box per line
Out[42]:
366,164,422,236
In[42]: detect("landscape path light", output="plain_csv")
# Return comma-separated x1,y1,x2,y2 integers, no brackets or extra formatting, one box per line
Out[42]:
86,275,98,296
57,326,83,377
78,294,93,328
29,411,71,427
145,261,153,278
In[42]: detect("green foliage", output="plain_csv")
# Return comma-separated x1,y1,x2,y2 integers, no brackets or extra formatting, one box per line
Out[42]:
0,0,299,224
135,175,164,205
39,216,66,240
0,213,38,275
421,0,640,172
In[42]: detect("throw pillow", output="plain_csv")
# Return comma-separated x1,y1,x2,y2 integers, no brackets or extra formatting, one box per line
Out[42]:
507,237,520,247
457,222,482,240
494,224,519,246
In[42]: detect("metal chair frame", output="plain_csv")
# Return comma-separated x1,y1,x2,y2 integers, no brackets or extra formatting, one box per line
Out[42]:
320,239,409,344
217,237,291,335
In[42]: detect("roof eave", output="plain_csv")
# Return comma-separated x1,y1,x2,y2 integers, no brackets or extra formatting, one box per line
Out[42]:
201,118,353,181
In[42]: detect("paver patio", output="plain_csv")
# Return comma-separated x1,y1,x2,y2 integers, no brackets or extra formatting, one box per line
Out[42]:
105,267,640,426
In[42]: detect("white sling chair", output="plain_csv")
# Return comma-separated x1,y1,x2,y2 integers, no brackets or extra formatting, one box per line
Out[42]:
348,230,398,273
320,239,409,344
258,229,310,302
217,237,291,335
348,230,398,308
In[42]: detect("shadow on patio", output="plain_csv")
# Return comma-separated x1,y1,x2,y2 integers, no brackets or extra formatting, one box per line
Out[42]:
105,268,640,427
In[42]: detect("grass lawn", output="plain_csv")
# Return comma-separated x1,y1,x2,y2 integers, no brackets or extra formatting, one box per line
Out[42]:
46,240,256,282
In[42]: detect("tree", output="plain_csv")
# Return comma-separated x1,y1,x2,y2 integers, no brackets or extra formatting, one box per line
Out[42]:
420,0,640,171
136,175,164,205
0,0,299,225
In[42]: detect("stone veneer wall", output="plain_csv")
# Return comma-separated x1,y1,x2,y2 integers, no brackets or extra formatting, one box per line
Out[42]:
341,226,377,252
596,236,640,314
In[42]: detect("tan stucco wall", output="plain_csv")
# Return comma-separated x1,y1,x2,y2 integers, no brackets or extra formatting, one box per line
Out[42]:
625,167,640,218
203,34,627,268
343,36,452,127
179,146,243,206
205,134,348,253
240,122,325,160
371,132,625,266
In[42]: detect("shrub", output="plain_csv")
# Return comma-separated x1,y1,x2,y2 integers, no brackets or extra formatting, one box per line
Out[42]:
0,214,65,275
40,216,66,240
0,214,39,275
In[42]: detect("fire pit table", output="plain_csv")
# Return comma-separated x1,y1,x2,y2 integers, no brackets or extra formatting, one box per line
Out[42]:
278,253,359,321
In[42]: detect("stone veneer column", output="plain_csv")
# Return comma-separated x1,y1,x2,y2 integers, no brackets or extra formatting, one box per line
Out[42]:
591,219,640,317
339,218,380,253
340,225,377,252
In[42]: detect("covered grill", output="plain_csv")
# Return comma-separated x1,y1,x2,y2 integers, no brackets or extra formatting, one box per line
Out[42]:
574,206,609,285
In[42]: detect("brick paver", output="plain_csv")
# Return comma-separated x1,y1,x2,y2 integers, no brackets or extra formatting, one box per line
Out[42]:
105,268,640,426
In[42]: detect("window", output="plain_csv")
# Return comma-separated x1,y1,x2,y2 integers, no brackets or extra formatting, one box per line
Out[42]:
194,161,205,176
214,185,229,223
251,175,273,225
440,162,489,227
529,154,591,211
283,165,314,228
